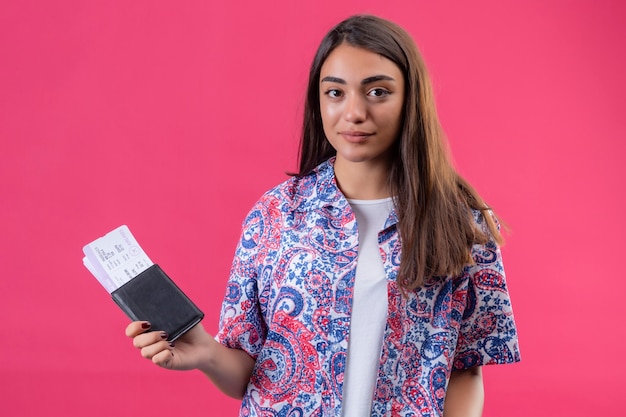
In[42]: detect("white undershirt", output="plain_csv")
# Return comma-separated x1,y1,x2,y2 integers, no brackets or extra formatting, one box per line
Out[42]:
341,197,393,417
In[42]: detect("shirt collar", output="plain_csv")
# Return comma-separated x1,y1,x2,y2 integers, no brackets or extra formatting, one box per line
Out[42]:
287,157,345,213
286,158,399,227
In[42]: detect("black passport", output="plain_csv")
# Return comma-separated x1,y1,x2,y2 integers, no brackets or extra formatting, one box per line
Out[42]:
111,264,204,341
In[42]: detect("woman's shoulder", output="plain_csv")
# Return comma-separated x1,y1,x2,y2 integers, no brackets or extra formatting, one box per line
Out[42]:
254,159,340,213
470,207,490,227
470,206,501,232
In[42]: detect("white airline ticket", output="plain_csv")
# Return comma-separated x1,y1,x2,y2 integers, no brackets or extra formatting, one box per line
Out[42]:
82,225,153,293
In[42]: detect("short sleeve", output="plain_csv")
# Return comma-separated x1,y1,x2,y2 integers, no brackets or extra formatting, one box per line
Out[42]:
214,199,272,359
452,217,521,370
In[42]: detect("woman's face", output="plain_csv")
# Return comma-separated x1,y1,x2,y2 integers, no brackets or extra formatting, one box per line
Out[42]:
319,43,404,170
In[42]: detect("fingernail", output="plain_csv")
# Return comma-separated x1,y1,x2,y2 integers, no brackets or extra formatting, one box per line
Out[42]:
168,341,175,348
160,331,168,339
141,322,151,329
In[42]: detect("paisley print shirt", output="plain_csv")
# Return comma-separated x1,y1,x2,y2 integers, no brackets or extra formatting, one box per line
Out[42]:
216,158,520,417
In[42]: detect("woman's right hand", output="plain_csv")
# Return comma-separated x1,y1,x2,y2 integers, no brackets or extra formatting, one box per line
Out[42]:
125,320,256,398
125,321,213,371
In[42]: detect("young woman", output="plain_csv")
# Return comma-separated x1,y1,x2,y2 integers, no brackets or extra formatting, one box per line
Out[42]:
126,15,520,417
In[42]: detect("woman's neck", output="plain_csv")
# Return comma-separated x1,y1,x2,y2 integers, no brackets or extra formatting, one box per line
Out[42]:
333,158,391,200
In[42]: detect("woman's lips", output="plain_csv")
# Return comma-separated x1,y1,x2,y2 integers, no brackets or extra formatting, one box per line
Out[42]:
340,131,373,143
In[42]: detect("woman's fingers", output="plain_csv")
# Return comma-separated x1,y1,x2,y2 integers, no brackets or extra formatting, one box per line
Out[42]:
133,330,168,349
125,321,151,338
151,347,176,368
125,321,212,371
124,321,174,366
140,339,172,360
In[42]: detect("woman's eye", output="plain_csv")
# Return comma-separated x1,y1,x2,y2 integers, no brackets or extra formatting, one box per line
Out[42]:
325,89,343,98
368,88,390,97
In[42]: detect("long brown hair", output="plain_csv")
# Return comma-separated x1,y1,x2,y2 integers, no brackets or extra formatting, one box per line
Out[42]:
296,15,503,290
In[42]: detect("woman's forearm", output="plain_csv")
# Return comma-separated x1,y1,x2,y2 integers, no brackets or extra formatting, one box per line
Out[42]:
198,336,256,399
126,321,255,400
443,366,484,417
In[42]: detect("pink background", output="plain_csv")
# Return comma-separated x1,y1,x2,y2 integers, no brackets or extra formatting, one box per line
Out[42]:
1,0,624,415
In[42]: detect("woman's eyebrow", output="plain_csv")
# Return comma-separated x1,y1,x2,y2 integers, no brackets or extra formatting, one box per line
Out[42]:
320,75,396,85
361,75,395,84
320,76,346,84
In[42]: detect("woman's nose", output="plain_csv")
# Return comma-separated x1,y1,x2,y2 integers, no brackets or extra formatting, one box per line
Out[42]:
343,93,366,123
